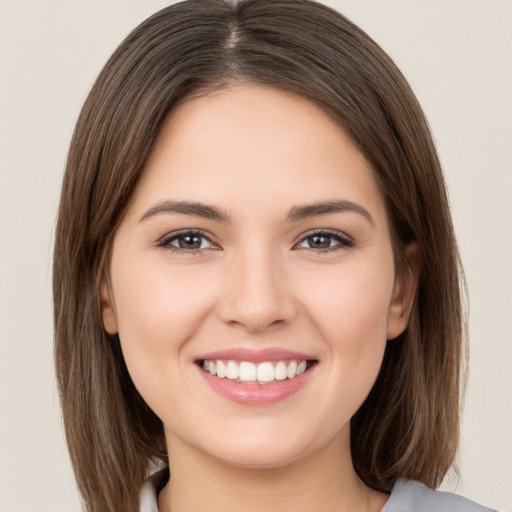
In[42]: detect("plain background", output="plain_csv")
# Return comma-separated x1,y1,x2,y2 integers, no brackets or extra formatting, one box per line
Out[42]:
0,1,511,511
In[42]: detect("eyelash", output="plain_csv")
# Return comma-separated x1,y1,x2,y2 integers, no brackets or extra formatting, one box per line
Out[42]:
157,229,354,254
295,230,355,252
157,229,217,255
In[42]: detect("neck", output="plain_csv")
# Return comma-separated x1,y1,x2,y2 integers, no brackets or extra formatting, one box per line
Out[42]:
157,429,388,512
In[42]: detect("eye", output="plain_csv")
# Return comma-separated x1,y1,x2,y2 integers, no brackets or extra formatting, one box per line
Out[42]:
295,230,354,252
158,230,217,252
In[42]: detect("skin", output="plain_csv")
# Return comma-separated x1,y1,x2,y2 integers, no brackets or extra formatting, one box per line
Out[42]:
101,85,417,512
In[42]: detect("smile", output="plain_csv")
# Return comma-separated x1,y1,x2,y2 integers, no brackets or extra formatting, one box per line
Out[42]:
196,349,318,405
200,359,313,384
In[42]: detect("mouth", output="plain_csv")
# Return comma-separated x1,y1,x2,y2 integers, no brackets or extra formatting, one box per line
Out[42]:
196,358,318,384
194,349,318,405
194,347,319,406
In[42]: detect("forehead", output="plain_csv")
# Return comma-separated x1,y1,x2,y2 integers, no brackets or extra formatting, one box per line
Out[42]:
129,85,386,226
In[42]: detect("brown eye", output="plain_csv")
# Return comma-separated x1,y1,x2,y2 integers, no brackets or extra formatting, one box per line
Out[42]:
175,233,205,249
297,231,354,251
159,230,215,251
306,234,333,249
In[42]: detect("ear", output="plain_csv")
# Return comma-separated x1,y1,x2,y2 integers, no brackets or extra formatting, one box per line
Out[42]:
100,278,119,335
387,242,420,340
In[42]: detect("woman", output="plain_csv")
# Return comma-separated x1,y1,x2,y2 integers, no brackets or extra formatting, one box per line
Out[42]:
53,1,496,511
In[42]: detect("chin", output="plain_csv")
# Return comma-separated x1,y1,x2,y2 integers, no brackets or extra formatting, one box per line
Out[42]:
209,441,308,470
190,419,344,471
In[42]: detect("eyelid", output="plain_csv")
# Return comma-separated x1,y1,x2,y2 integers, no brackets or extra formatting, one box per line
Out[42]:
157,229,220,252
293,229,355,251
156,228,354,254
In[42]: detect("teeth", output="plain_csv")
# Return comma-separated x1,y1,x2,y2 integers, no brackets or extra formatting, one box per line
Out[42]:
256,362,274,382
216,360,226,378
201,359,311,383
297,361,307,375
287,360,297,379
274,361,287,381
239,362,256,382
226,360,239,379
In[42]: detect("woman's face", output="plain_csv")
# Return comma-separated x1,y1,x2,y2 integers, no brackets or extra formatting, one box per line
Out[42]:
102,85,414,469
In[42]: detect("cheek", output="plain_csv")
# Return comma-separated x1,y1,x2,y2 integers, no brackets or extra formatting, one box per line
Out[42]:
113,256,213,344
304,258,393,336
300,260,393,393
109,257,217,403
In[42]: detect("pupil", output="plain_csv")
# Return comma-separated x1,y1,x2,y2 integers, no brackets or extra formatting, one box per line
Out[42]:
179,234,201,249
309,235,330,249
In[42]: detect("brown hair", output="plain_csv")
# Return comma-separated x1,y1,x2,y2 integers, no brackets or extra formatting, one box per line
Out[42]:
53,1,465,510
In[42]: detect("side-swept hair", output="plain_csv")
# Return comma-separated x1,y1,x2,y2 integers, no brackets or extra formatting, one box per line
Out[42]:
53,1,465,510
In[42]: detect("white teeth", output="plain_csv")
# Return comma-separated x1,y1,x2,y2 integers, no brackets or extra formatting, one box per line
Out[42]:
201,359,311,383
287,360,297,379
239,362,256,382
226,360,239,379
257,362,274,382
216,360,226,378
297,361,307,375
274,361,288,381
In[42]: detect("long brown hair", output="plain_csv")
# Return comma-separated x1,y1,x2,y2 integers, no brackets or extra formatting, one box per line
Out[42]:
53,1,465,510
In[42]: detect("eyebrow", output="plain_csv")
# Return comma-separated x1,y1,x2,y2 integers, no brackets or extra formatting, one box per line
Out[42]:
140,199,374,226
286,200,375,226
140,200,230,222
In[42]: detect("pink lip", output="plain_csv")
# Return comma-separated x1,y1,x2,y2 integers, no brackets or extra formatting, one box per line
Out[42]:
195,347,318,406
196,347,315,363
198,365,315,405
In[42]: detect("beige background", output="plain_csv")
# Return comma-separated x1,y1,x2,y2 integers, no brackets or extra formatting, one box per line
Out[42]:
0,1,511,511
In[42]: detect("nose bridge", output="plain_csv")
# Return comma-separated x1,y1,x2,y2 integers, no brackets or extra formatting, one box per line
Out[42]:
218,242,296,332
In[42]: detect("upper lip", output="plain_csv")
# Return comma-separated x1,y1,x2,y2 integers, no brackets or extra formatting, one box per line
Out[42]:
196,347,316,363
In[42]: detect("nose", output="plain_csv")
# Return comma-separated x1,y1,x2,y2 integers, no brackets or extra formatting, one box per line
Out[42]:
217,248,298,334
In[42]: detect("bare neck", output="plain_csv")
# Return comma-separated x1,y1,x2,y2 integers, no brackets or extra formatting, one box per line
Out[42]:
157,430,388,512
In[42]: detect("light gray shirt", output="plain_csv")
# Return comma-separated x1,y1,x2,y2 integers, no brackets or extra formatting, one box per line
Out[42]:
381,479,496,512
139,472,496,512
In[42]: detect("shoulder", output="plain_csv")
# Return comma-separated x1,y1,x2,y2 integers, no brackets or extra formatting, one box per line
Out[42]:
383,480,497,512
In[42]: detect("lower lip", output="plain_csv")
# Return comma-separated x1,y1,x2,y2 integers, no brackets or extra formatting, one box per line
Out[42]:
198,365,314,405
